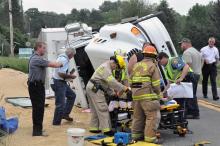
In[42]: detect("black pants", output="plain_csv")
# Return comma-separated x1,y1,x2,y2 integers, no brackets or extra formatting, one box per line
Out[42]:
28,82,45,135
202,63,218,98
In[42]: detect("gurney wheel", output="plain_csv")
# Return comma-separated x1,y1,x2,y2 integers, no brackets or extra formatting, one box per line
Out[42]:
177,126,187,137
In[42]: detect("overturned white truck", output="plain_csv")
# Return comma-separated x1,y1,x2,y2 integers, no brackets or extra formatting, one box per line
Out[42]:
38,12,178,108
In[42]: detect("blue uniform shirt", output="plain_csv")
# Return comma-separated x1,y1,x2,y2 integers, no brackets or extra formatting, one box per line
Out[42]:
53,53,69,80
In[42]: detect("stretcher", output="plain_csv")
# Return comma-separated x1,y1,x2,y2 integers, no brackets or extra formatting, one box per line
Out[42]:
159,100,188,137
108,99,188,137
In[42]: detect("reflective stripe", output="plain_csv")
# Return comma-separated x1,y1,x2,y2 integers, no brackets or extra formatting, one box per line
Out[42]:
131,76,151,83
106,75,114,82
133,93,160,100
96,66,104,75
165,58,193,82
102,128,111,132
152,79,160,86
89,127,99,131
165,58,182,82
144,136,156,142
132,133,143,138
113,69,127,81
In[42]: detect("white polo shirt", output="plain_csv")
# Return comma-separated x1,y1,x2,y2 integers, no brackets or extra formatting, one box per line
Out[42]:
200,45,219,64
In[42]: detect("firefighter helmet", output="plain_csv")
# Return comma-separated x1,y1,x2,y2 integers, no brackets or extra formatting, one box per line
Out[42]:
142,45,157,58
110,55,126,69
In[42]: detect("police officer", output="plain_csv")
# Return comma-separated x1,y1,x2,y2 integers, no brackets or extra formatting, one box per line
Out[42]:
130,45,161,144
158,52,200,119
28,42,62,136
86,55,130,136
51,48,76,125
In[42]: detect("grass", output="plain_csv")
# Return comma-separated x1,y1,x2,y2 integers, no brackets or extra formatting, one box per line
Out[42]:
0,57,28,73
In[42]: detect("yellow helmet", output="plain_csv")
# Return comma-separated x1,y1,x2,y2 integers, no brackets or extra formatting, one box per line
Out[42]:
116,55,126,69
110,55,126,69
114,49,127,59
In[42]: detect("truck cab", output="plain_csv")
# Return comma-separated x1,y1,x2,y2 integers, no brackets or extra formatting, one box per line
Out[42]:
38,12,178,108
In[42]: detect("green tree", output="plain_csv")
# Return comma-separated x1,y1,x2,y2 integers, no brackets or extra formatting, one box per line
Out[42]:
65,8,79,24
156,0,179,48
99,1,118,12
25,8,44,37
211,0,220,46
78,9,91,23
183,3,217,49
0,0,24,31
120,0,153,18
89,9,103,28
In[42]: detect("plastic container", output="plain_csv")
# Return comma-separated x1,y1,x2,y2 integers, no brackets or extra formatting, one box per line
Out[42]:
67,128,86,146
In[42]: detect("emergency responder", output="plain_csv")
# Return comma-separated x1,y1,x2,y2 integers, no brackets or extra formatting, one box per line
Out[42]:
113,49,129,86
86,55,130,136
113,49,132,110
128,42,152,74
158,52,200,119
130,45,162,144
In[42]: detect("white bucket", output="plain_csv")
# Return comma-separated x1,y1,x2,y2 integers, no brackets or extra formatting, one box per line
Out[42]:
67,128,86,146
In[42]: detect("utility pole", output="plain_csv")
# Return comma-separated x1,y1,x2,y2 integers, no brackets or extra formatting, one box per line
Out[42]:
8,0,14,56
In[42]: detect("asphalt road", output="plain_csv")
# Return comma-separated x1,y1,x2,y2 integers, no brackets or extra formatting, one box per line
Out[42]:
160,85,220,146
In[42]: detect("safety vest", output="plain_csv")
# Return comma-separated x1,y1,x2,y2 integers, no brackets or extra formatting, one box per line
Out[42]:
130,60,161,101
165,57,193,82
113,69,127,82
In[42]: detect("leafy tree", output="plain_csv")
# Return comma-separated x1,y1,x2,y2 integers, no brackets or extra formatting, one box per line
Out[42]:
156,0,179,48
78,9,91,23
0,0,24,31
88,9,103,28
211,0,220,47
183,3,217,49
99,1,118,12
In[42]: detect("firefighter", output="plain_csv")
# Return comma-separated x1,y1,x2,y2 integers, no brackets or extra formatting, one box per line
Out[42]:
128,42,152,74
113,49,132,111
157,52,200,119
113,49,129,86
86,55,130,136
130,45,162,144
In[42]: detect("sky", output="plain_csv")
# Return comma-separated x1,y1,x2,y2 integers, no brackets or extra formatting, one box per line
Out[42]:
22,0,213,15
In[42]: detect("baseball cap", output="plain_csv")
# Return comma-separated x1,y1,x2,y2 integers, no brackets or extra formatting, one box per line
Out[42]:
178,38,191,44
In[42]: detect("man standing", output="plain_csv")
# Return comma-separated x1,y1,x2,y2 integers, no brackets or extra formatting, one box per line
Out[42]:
201,37,219,100
86,55,130,136
51,48,76,125
130,45,161,144
180,38,201,118
28,42,62,136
